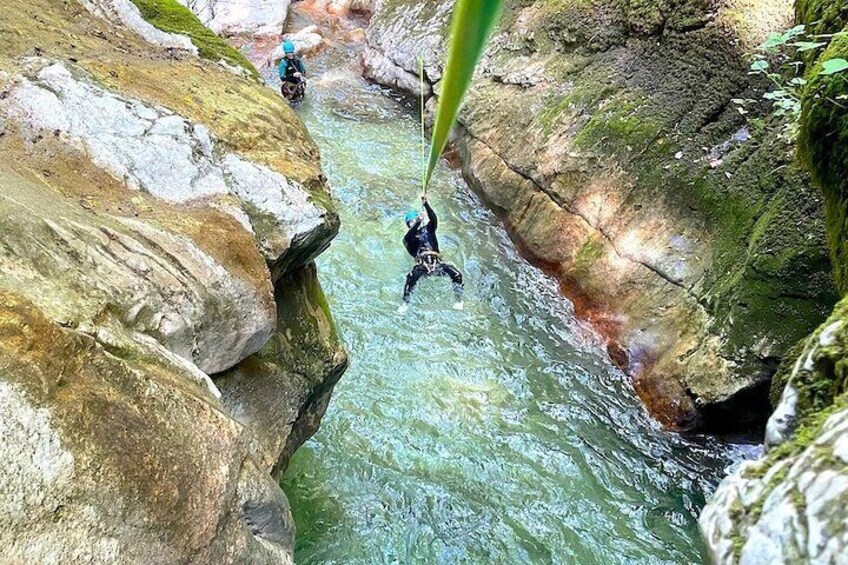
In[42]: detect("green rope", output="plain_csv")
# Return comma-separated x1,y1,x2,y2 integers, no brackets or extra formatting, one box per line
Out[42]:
419,51,427,196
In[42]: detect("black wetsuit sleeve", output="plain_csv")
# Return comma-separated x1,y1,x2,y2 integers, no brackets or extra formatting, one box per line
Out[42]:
403,222,420,257
296,58,306,75
424,201,437,233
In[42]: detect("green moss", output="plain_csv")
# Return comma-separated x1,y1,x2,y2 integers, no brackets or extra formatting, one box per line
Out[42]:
572,92,663,155
259,263,344,385
796,0,848,37
536,78,618,137
764,297,848,462
770,339,807,407
128,0,259,80
573,236,606,275
798,34,848,294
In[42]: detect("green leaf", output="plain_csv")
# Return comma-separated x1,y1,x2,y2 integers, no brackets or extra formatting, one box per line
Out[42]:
750,60,769,72
791,41,826,52
820,58,848,75
758,24,805,49
425,0,504,188
731,98,746,105
759,32,784,49
789,77,808,86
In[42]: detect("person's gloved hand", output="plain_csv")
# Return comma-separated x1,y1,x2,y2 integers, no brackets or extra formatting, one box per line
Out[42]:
421,194,428,204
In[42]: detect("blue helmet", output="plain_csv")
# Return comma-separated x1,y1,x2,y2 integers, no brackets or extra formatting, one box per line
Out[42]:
283,41,295,54
405,210,419,224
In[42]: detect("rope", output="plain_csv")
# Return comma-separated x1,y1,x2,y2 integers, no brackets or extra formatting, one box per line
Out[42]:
419,51,427,196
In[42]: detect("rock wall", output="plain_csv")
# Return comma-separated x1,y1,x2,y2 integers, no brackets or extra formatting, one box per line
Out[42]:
0,0,346,562
176,0,292,36
701,1,848,561
363,0,838,432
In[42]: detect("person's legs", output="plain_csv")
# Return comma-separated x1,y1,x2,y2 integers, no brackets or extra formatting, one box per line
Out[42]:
437,262,464,307
401,264,428,306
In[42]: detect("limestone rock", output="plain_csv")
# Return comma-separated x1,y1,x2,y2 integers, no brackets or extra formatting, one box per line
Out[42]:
365,0,452,83
81,0,198,54
0,159,275,375
216,264,349,476
267,25,325,63
176,0,291,36
284,25,324,56
0,293,295,564
362,46,430,95
0,2,347,561
3,60,333,278
701,407,848,564
701,296,848,564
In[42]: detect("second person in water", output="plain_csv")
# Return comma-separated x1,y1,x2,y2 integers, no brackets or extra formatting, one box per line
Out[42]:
279,40,306,102
399,195,464,313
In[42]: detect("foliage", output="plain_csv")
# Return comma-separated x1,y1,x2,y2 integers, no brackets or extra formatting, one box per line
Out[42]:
424,0,503,188
129,0,258,80
737,24,848,140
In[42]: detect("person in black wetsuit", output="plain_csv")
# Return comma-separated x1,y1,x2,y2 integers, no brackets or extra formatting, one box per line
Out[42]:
398,195,464,313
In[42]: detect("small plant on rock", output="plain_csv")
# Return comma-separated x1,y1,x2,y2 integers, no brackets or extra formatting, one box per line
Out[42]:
733,24,848,141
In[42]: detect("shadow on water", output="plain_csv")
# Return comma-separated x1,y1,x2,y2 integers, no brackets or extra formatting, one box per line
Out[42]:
249,17,750,565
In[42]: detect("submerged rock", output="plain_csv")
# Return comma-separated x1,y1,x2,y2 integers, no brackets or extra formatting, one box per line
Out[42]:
363,0,837,432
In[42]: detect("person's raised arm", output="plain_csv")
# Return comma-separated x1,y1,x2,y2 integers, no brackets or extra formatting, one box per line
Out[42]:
422,195,437,232
403,219,420,256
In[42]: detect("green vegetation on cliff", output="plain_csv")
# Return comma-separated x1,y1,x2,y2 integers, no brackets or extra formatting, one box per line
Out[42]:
798,34,848,292
129,0,259,79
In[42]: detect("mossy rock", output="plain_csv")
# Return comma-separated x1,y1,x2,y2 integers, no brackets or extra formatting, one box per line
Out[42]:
798,35,848,294
129,0,259,79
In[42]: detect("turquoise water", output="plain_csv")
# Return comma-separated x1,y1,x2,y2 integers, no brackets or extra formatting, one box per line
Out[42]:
268,42,741,565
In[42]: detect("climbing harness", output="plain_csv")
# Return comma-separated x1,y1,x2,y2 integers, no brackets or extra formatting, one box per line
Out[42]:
416,251,442,274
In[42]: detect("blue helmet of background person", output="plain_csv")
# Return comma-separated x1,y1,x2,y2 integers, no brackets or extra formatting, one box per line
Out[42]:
283,41,295,54
405,210,419,225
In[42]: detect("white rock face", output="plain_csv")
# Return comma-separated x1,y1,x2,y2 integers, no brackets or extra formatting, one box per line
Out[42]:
0,314,296,564
0,180,275,375
362,47,431,95
701,408,848,564
177,0,291,36
0,382,75,523
364,0,454,84
4,61,328,269
81,0,198,54
284,25,323,55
